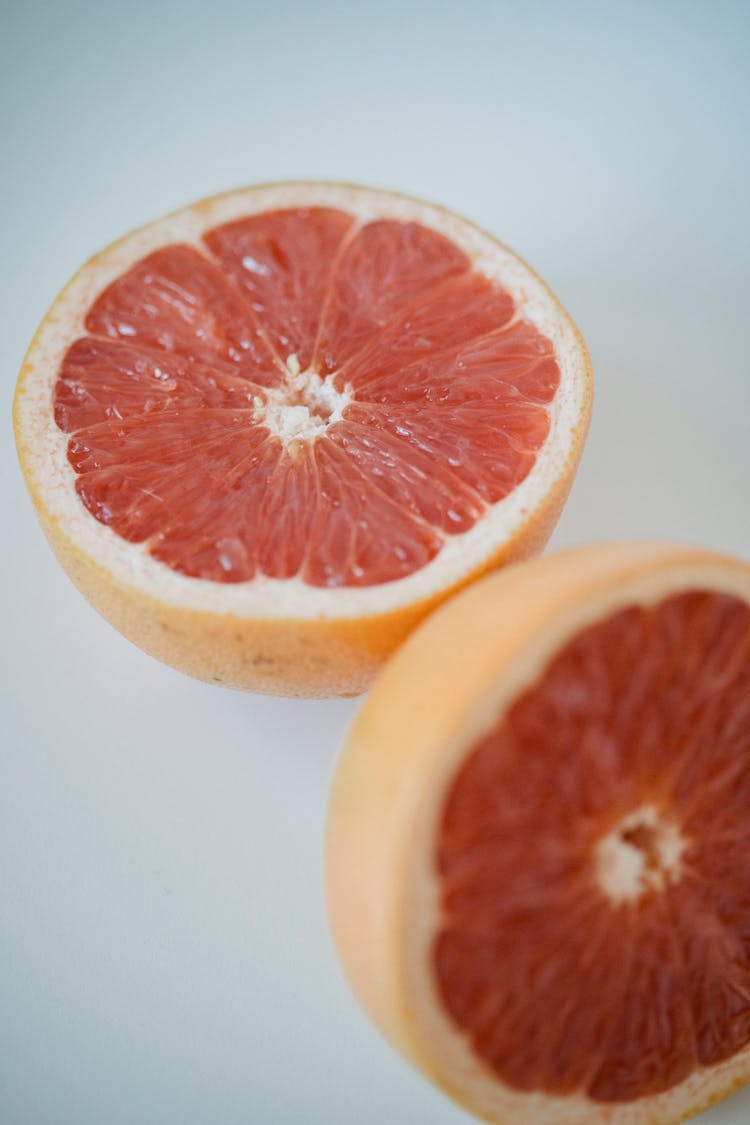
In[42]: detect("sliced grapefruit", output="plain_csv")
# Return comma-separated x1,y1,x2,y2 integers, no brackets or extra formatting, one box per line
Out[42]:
14,182,590,696
326,542,750,1122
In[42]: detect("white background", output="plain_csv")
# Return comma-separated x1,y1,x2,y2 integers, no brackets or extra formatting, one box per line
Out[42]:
2,2,750,1122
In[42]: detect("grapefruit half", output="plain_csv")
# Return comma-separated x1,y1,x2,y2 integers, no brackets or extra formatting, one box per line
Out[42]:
326,542,750,1122
14,182,591,696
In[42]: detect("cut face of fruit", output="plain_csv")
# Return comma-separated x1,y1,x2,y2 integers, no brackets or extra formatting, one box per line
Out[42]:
326,544,750,1122
46,203,565,589
14,183,590,696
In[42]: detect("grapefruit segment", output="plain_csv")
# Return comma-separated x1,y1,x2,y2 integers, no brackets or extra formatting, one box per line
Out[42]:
314,219,471,375
149,433,282,583
301,439,443,588
328,417,485,536
203,207,356,370
338,271,517,389
54,336,268,432
85,244,279,377
326,543,750,1119
15,182,590,695
255,451,321,582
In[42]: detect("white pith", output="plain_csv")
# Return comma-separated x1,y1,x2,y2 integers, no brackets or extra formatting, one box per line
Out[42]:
15,181,589,621
393,559,750,1125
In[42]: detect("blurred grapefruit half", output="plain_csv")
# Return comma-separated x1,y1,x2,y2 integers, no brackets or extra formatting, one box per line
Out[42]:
326,542,750,1122
14,183,591,696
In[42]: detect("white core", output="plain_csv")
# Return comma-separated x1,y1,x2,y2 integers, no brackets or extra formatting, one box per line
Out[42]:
255,354,352,444
596,805,686,904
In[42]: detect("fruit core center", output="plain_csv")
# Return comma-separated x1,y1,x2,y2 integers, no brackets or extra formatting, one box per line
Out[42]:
595,806,686,903
255,353,351,444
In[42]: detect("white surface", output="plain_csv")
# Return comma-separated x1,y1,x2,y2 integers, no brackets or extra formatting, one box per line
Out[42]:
2,3,749,1124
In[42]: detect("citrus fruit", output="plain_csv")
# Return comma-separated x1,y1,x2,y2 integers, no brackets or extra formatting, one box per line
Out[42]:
13,182,591,697
326,542,750,1123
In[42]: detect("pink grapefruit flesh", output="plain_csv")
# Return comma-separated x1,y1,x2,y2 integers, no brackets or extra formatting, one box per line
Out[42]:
325,544,750,1119
436,589,750,1105
54,208,559,587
